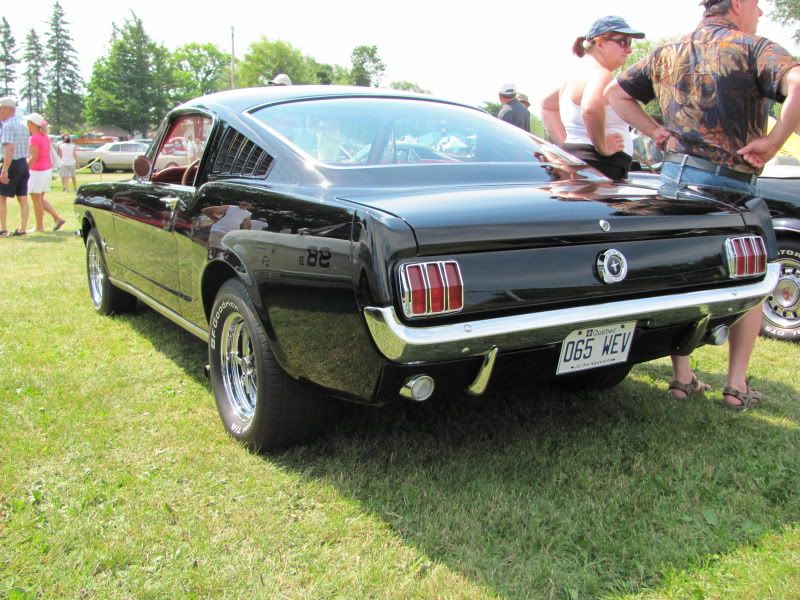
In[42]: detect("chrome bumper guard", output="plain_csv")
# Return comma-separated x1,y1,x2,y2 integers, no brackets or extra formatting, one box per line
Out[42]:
364,263,780,364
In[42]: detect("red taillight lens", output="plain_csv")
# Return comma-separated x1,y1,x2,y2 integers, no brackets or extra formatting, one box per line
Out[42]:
444,261,463,311
400,260,464,318
406,264,427,316
726,236,767,278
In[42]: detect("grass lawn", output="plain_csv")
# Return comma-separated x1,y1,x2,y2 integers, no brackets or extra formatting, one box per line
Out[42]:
1,173,799,599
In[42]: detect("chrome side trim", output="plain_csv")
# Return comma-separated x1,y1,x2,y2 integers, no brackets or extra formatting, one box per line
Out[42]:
364,263,781,363
109,277,208,342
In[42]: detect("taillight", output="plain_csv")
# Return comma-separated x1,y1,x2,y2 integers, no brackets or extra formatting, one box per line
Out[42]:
725,236,767,278
400,261,464,318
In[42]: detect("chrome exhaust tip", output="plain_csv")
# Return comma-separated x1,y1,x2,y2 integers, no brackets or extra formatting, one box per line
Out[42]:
203,364,210,379
400,375,435,402
708,325,730,346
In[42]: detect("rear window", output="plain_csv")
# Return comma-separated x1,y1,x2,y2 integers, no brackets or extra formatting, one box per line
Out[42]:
250,97,581,168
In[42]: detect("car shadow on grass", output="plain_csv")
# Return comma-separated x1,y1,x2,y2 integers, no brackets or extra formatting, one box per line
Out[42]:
272,367,800,599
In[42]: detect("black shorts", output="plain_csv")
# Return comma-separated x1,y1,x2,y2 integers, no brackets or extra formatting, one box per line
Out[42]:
562,143,632,181
0,158,30,197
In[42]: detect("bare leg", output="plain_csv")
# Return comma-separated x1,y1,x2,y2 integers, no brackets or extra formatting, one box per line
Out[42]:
61,175,68,192
0,196,7,232
723,305,762,407
70,175,77,191
41,194,61,223
668,354,695,398
17,195,29,232
30,192,45,232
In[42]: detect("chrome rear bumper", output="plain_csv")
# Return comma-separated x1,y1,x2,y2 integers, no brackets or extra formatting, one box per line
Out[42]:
364,263,780,364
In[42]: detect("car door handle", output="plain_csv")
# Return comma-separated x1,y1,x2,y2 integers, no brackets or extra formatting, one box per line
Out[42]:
161,196,181,210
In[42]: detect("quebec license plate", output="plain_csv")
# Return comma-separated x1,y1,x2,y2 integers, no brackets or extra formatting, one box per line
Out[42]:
556,321,636,375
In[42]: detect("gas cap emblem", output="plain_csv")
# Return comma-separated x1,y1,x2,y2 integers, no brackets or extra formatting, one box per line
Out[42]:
597,249,628,284
599,220,611,232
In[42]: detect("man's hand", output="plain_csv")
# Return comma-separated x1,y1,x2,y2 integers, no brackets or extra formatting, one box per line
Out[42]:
0,171,8,185
737,137,780,168
652,126,673,149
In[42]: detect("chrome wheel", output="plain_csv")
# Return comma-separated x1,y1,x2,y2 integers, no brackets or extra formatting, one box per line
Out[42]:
87,237,105,309
763,258,800,331
219,312,259,425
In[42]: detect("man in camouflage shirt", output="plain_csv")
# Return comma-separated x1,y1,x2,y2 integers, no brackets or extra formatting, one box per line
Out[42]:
606,0,800,409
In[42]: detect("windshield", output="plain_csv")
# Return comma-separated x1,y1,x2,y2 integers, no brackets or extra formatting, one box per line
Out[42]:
250,97,583,168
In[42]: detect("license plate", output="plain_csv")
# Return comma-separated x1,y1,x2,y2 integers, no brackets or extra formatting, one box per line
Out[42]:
556,321,636,375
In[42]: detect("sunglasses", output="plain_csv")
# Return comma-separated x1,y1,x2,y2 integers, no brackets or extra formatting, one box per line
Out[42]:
606,36,633,48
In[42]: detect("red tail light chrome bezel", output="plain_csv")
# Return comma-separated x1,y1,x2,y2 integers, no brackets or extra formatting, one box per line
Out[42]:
725,236,767,279
399,261,464,318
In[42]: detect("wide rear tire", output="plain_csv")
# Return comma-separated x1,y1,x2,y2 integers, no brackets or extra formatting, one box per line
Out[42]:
208,278,325,451
557,363,633,392
761,239,800,342
85,228,137,315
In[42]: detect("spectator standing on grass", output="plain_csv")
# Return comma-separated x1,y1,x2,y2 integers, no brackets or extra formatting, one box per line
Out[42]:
0,96,30,237
540,16,645,180
58,134,78,192
497,84,531,132
606,0,800,409
25,113,65,233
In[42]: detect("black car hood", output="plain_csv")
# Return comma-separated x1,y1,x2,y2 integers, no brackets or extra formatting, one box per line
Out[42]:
339,179,748,255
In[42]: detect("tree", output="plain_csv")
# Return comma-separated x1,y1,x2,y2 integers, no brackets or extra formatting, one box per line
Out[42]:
770,0,800,43
237,38,316,87
481,101,501,117
84,13,173,135
45,1,83,131
310,60,351,85
350,45,385,87
172,42,230,101
0,18,17,97
21,29,47,113
389,81,430,94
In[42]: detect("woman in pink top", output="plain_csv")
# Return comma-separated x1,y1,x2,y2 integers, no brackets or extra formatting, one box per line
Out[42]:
25,113,65,232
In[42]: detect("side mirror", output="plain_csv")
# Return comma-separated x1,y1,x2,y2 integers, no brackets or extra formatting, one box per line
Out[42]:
133,155,152,178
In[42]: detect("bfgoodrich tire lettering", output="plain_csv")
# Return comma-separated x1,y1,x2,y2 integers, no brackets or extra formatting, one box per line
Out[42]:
761,239,800,342
85,228,137,315
209,278,325,451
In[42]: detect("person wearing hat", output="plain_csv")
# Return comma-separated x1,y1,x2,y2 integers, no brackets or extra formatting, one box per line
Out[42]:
540,16,645,180
606,0,800,409
25,112,65,233
516,93,531,109
0,96,31,236
497,84,530,131
268,73,292,86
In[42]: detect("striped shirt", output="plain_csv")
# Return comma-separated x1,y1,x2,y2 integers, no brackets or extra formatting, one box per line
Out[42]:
0,115,30,160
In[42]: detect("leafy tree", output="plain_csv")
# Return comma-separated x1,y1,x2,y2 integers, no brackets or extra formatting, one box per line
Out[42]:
0,18,18,97
350,45,385,87
389,81,430,94
84,13,173,135
530,113,546,138
172,42,230,101
21,29,47,113
481,101,501,117
237,38,316,87
770,0,800,43
310,60,351,85
45,1,83,131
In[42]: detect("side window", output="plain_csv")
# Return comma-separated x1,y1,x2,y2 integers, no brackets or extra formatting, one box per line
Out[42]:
153,115,212,172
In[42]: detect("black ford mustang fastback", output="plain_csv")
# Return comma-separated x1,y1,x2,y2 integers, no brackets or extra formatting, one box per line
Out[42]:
75,86,780,450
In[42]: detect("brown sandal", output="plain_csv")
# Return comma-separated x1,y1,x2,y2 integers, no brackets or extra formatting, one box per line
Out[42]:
668,373,711,399
722,384,762,411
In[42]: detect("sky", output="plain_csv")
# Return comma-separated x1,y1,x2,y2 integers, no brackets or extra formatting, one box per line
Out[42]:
2,0,798,111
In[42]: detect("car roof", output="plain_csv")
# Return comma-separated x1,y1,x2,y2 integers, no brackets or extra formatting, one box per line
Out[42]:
178,85,477,115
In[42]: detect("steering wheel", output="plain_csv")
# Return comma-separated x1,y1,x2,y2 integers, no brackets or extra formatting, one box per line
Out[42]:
181,158,201,186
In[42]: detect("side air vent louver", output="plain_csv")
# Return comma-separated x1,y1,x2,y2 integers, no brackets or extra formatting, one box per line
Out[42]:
209,128,273,179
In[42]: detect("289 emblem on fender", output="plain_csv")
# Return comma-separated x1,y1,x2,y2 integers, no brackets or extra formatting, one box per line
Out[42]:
597,249,628,284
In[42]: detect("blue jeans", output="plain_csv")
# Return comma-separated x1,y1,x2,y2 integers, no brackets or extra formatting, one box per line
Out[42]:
660,161,757,195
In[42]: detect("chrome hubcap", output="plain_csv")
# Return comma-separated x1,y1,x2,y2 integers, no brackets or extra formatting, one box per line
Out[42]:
87,239,104,308
764,258,800,330
220,312,258,424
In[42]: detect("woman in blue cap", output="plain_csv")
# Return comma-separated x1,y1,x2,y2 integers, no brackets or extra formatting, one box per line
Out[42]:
541,16,645,180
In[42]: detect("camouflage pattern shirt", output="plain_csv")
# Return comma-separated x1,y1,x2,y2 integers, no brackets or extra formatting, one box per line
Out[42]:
617,17,799,174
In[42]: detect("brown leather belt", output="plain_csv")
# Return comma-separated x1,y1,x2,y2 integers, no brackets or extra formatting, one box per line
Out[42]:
663,152,757,185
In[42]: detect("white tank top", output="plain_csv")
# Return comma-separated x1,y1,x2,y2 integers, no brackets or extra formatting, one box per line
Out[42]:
560,98,633,156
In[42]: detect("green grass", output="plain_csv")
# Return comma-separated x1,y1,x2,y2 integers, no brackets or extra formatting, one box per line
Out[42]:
1,174,799,599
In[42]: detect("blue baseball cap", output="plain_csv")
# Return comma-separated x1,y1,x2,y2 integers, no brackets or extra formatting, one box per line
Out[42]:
585,16,645,40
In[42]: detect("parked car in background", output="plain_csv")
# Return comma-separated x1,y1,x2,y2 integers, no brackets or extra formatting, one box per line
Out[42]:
629,157,800,343
80,141,150,173
75,86,778,451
